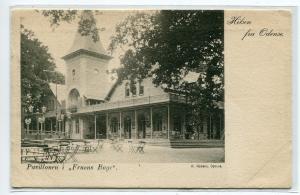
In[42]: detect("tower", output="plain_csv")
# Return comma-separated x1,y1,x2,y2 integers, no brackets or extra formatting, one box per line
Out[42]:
62,14,112,111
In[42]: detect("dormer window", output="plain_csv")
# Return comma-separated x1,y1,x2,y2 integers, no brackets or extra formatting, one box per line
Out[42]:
139,83,144,96
125,83,130,97
131,82,137,96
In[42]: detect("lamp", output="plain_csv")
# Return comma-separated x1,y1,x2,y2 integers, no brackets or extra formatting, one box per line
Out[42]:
24,118,31,134
42,105,47,113
28,105,34,113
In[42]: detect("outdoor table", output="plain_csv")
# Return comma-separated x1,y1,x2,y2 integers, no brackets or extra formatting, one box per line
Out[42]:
21,144,48,148
40,147,59,162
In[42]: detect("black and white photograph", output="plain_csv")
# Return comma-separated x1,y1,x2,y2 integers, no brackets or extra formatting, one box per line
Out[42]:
8,6,293,189
20,9,225,164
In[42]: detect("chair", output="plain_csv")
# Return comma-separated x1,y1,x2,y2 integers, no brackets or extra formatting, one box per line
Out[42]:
136,141,146,154
90,140,104,153
63,145,80,163
112,139,123,152
128,140,136,153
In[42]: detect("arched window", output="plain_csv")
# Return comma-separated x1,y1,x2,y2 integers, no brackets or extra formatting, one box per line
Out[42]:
68,88,80,112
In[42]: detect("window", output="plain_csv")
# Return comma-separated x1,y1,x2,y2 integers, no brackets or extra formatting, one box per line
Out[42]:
153,112,163,131
125,83,130,97
48,99,54,111
139,83,144,96
173,115,181,132
75,119,79,134
72,69,76,80
131,82,137,96
110,117,118,133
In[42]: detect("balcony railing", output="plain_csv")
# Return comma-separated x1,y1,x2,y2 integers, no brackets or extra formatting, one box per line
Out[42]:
68,106,78,113
74,93,185,114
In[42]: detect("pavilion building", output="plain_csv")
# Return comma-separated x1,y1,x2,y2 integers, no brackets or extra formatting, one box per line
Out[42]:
23,26,224,141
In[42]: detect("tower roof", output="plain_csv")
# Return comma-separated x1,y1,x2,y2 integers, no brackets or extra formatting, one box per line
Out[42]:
62,11,112,60
62,32,112,60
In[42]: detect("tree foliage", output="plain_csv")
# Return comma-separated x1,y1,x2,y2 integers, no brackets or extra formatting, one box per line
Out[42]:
21,25,65,113
109,10,224,134
109,10,224,105
40,10,104,42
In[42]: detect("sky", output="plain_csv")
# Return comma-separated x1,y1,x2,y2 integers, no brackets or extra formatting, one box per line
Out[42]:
21,10,137,75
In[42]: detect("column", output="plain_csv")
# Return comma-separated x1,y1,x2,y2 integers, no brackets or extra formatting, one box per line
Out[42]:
94,114,97,140
219,113,222,136
43,122,45,134
72,119,76,138
209,114,212,139
58,121,61,134
183,111,186,139
106,113,109,139
62,120,65,135
134,110,137,139
167,104,170,139
50,119,53,134
55,117,58,135
119,112,122,139
36,116,39,134
79,118,83,139
150,107,153,139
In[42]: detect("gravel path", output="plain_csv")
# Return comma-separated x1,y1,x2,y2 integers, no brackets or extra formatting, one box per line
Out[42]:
75,142,225,163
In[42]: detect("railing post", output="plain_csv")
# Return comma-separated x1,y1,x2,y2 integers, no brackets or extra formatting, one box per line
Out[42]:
106,112,109,139
150,107,153,139
36,116,39,134
94,114,97,140
134,109,137,139
167,104,170,139
119,111,122,139
50,118,53,135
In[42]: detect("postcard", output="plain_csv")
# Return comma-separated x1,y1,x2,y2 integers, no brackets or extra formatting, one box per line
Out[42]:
11,8,292,188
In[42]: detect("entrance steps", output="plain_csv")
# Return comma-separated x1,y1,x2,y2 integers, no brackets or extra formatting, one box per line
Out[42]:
145,139,224,148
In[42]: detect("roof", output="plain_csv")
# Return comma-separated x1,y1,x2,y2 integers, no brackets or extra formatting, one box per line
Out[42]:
83,73,116,101
49,83,66,104
104,79,120,101
62,31,112,60
62,11,112,60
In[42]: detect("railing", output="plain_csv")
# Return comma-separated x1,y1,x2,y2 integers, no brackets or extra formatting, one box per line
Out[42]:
68,107,77,113
24,130,68,136
75,93,185,114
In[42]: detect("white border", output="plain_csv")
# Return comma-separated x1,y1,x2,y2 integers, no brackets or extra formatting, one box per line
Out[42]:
0,1,299,195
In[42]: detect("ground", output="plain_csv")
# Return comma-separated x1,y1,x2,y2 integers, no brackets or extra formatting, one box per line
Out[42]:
74,142,225,163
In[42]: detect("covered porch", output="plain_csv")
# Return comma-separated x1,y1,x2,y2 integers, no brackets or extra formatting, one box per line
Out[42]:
67,103,188,140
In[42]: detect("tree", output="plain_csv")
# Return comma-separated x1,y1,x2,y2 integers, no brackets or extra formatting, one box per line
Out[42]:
21,25,65,113
40,10,104,42
109,10,224,138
